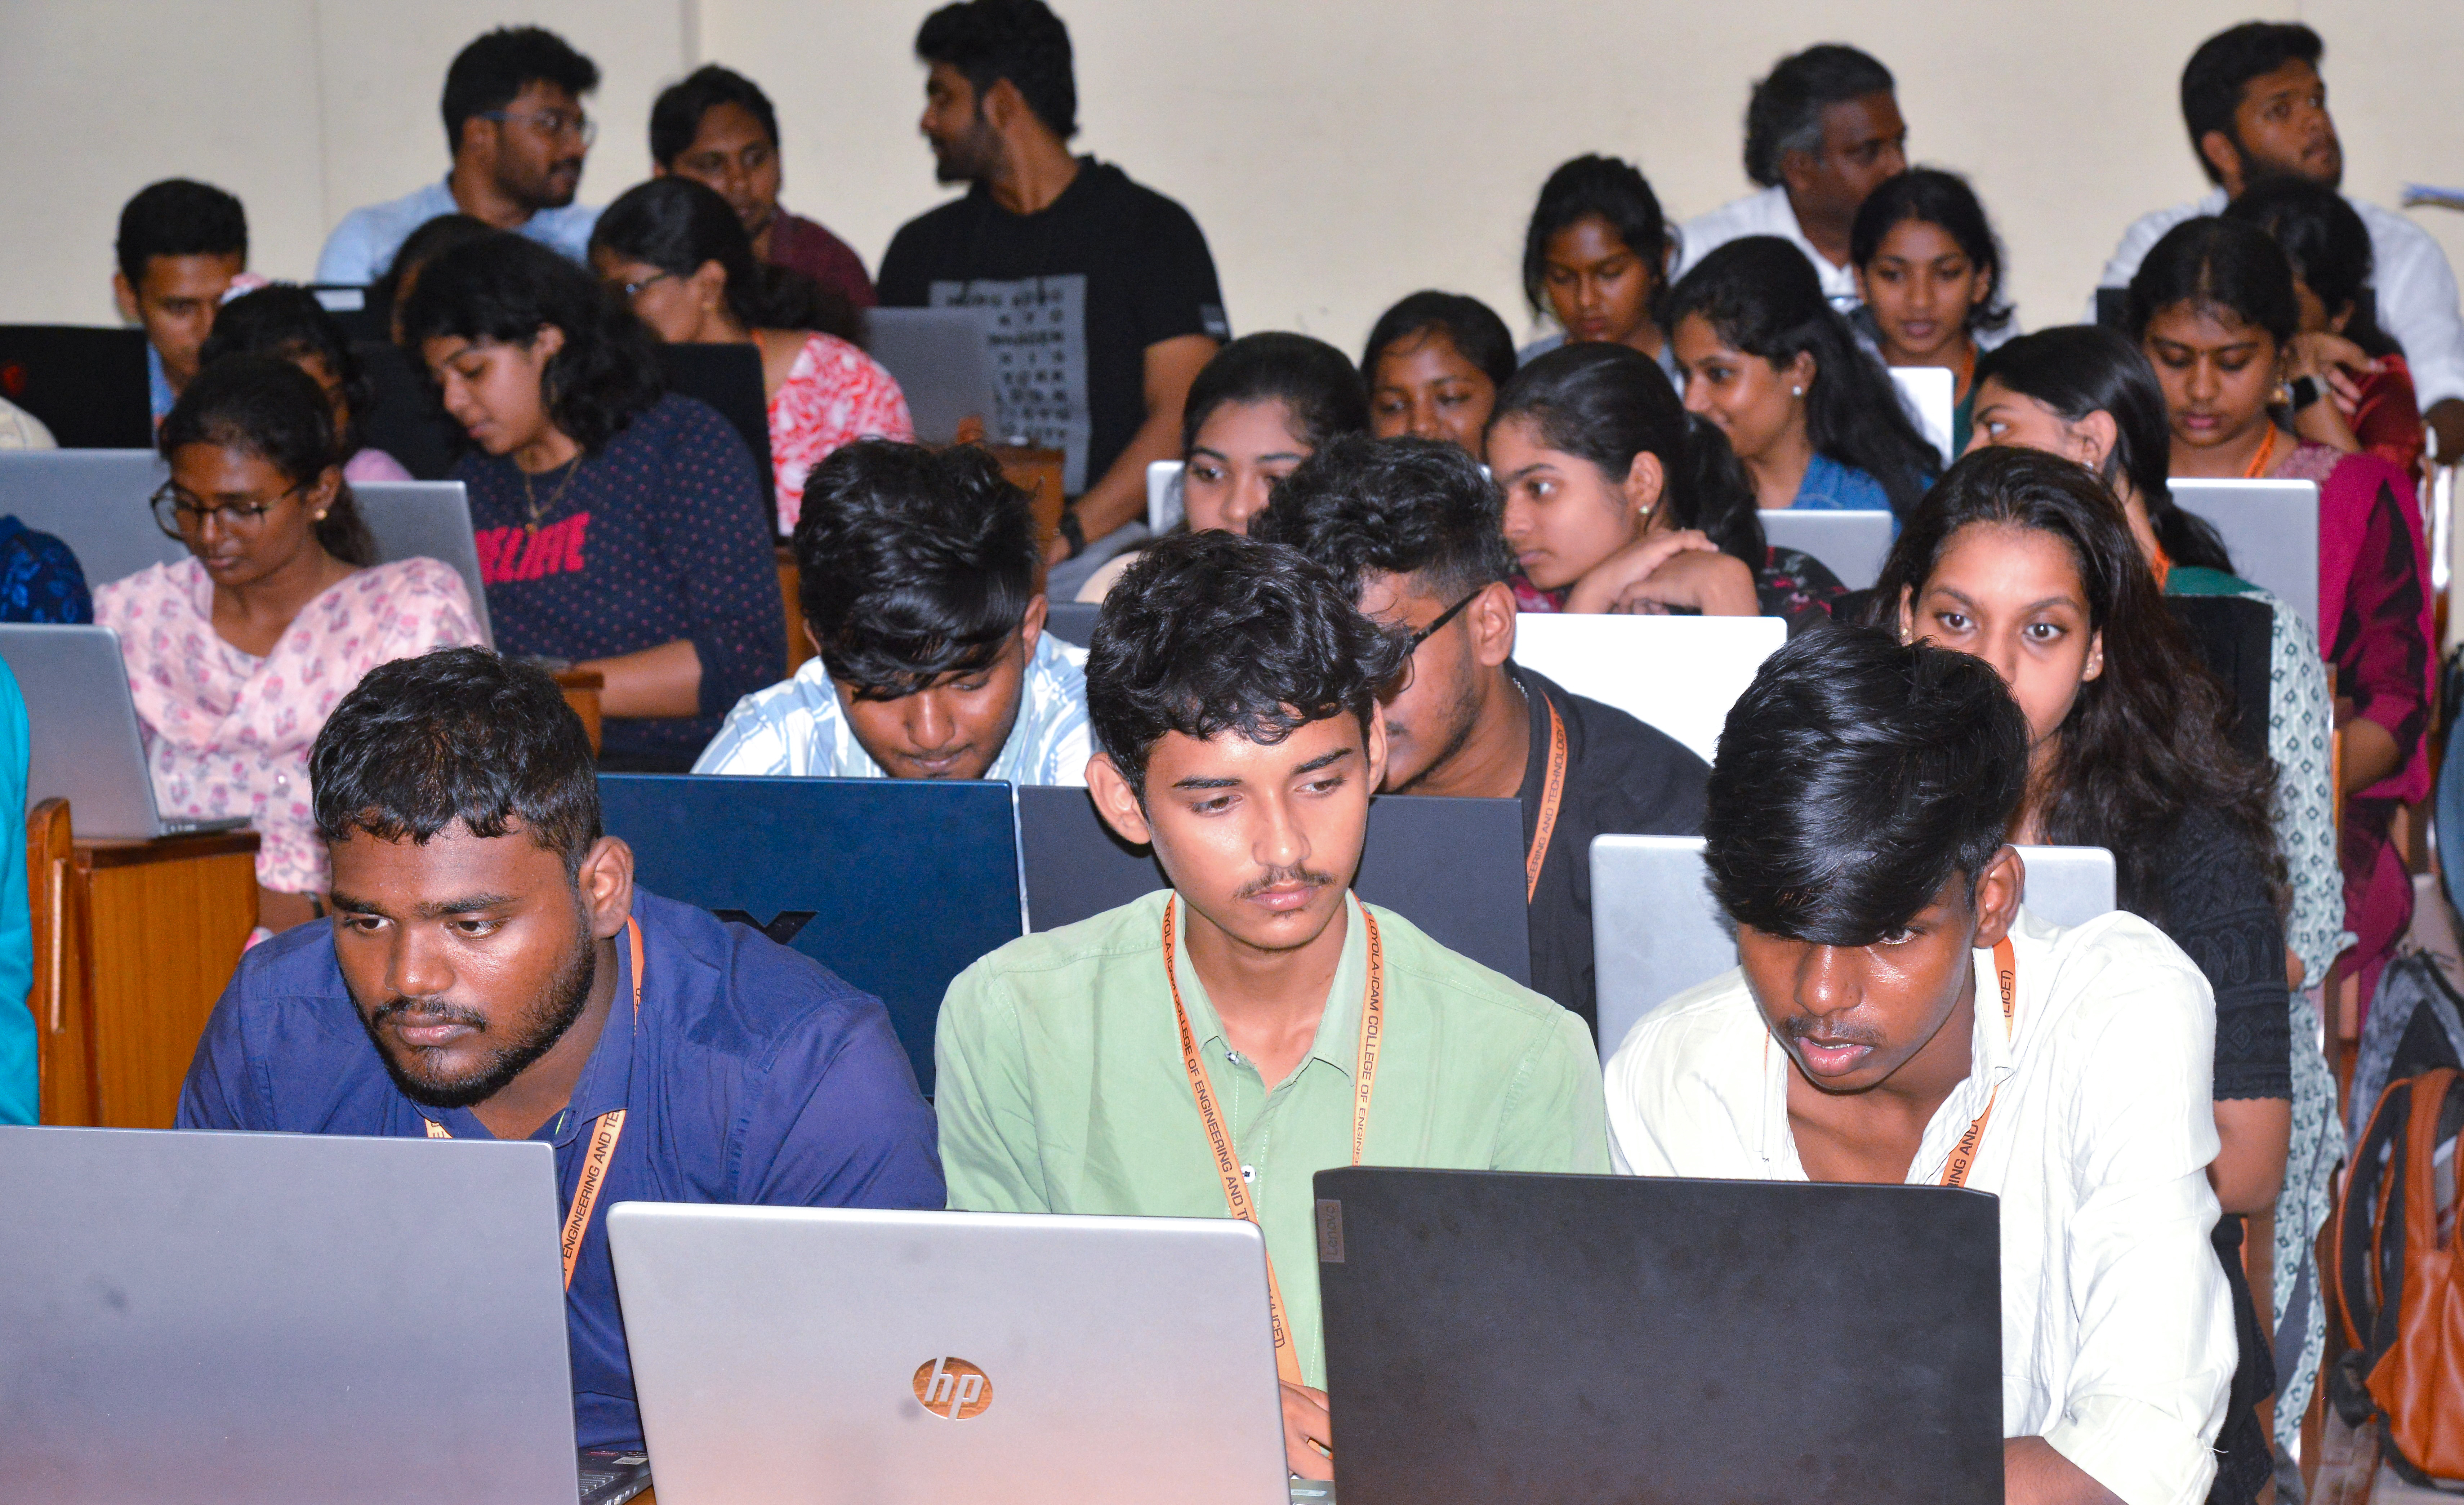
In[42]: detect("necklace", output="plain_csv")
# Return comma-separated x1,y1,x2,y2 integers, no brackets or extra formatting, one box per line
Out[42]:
520,455,582,534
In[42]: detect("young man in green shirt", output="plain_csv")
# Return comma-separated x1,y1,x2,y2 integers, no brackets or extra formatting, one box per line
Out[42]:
935,531,1609,1480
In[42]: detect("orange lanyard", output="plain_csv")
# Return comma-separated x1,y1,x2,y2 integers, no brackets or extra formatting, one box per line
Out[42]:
2241,426,2280,480
1163,894,1384,1387
423,916,644,1290
1938,937,2018,1189
1523,695,1570,903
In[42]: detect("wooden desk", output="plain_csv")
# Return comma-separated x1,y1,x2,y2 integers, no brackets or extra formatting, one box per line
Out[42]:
30,803,258,1128
556,669,606,756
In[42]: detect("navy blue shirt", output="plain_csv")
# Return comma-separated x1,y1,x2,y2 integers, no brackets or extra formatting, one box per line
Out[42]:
178,887,945,1447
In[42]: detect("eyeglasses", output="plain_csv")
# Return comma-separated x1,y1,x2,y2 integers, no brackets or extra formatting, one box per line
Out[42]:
1404,587,1486,650
609,270,674,300
478,107,597,147
150,481,304,540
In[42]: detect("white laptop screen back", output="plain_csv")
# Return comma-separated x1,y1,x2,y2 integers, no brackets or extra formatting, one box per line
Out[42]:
2168,478,2320,631
1511,613,1785,766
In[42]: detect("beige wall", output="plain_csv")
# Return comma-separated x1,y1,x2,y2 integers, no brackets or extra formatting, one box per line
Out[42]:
10,0,2464,358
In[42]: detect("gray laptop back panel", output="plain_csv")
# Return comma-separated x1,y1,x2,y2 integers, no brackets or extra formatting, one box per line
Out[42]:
0,1126,577,1505
2170,478,2320,629
609,1203,1289,1505
0,623,177,838
864,307,1000,444
1759,508,1896,590
353,480,495,648
1591,834,2116,1060
0,449,181,588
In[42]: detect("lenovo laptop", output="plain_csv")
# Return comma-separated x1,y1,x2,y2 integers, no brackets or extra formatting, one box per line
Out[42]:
609,1203,1291,1505
1315,1166,2004,1504
0,624,250,840
0,1125,647,1505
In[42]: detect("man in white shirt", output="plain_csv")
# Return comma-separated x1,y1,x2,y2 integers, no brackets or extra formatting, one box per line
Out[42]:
1607,626,2233,1505
1673,44,1906,311
2097,21,2464,458
695,440,1091,785
316,28,604,286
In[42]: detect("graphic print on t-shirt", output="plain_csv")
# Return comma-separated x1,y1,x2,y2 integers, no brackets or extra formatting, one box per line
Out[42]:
927,275,1094,494
476,514,591,584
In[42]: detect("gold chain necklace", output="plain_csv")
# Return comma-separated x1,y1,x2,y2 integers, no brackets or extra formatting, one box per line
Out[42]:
520,455,583,534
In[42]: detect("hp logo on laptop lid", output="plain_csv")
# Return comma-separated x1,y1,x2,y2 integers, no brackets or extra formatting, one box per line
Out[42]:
912,1357,993,1419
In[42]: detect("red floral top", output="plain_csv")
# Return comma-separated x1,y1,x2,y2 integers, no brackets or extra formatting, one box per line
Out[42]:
768,333,914,533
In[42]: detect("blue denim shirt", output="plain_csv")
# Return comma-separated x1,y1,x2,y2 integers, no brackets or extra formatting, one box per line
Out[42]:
1789,454,1894,511
178,887,945,1446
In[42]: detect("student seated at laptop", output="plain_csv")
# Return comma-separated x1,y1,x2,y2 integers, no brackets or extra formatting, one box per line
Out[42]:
178,646,944,1448
199,284,414,482
935,531,1609,1479
94,356,481,934
695,439,1088,783
1252,433,1707,1033
114,178,258,424
1606,625,2234,1505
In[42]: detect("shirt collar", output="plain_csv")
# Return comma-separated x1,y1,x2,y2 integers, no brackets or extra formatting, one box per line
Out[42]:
1170,890,1371,1081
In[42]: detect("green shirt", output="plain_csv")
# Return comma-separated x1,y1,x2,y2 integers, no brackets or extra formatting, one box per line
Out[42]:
935,888,1610,1386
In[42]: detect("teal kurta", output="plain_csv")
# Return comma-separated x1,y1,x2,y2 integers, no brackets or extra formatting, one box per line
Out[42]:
0,662,34,1123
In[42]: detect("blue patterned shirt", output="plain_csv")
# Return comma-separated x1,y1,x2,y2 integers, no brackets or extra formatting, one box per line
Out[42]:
0,517,92,624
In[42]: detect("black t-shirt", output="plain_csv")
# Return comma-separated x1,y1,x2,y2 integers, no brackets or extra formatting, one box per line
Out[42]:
877,159,1229,497
1512,664,1711,1034
2126,805,2292,1102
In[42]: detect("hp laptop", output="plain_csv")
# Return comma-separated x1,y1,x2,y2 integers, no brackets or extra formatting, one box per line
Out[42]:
1759,507,1895,590
864,307,1001,444
0,1125,647,1505
2169,477,2320,630
1315,1167,2004,1504
609,1203,1291,1505
0,624,251,841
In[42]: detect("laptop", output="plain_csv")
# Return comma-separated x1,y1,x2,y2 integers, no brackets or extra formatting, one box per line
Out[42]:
1150,457,1186,533
0,325,152,449
1509,612,1786,766
1589,833,2116,1059
658,343,774,490
1889,364,1957,465
1313,1166,2003,1504
0,1125,647,1505
864,306,1001,445
0,448,180,587
0,624,252,841
355,479,495,647
609,1203,1290,1505
1759,507,1895,590
2169,477,2321,630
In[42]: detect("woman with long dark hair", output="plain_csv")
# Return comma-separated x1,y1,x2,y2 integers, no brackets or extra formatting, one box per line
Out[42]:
1665,235,1940,515
2129,216,2433,1014
1869,445,2287,1505
1518,155,1677,378
92,355,481,931
1486,341,1844,630
591,177,911,532
1849,168,2016,452
403,233,783,771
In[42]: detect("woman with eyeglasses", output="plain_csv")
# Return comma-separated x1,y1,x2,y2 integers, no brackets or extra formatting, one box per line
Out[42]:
589,177,910,533
92,355,482,933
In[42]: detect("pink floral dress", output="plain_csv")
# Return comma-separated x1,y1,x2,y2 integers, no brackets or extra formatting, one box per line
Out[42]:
768,332,913,533
93,556,483,891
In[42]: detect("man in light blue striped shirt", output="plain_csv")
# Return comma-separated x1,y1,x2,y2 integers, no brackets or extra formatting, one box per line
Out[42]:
695,440,1091,786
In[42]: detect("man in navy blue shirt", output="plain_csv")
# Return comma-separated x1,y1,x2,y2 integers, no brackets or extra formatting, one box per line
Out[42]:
178,647,944,1448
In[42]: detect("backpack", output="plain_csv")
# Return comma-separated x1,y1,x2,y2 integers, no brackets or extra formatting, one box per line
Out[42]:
2323,1064,2464,1487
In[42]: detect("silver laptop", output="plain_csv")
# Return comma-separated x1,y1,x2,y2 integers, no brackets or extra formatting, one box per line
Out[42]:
2169,477,2320,629
356,479,495,647
1759,508,1895,590
0,448,179,588
1589,833,2116,1060
865,307,1001,444
0,624,250,840
0,1125,636,1505
609,1203,1291,1505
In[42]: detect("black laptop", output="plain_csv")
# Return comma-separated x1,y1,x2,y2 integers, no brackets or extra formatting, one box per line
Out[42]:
0,325,151,448
1314,1167,2004,1504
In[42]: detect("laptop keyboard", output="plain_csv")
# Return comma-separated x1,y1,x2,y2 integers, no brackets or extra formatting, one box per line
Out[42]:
578,1448,651,1505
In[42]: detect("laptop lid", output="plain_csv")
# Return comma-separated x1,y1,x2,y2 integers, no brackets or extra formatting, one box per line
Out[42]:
1015,785,1532,984
1150,458,1185,533
2168,478,2320,629
608,1203,1289,1505
1044,598,1100,647
864,307,1000,445
0,624,188,839
1509,613,1785,765
1589,833,2115,1059
1890,364,1957,465
0,449,182,589
1313,1166,2003,1504
656,343,774,491
0,326,152,449
353,479,495,648
596,774,1024,1094
0,1125,579,1505
1758,508,1894,590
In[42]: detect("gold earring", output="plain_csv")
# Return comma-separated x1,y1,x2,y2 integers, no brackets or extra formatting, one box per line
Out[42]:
315,511,328,522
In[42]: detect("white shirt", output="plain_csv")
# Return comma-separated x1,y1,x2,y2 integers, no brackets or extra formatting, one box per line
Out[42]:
0,397,54,450
691,631,1092,785
1606,908,2233,1505
1676,185,1861,310
2097,187,2464,409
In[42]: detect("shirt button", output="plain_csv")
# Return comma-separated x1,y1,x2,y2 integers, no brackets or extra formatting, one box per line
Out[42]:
1240,1165,1257,1184
1226,1050,1244,1067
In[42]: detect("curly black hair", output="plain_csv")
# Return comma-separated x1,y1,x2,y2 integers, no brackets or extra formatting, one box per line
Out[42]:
1086,530,1410,798
916,0,1077,139
1252,433,1516,602
794,439,1039,699
159,353,377,567
398,233,663,455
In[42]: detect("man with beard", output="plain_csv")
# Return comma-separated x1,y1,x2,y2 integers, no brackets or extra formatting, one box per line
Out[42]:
934,531,1608,1482
877,0,1226,590
1252,435,1708,1036
177,647,943,1450
316,28,607,285
2096,21,2464,459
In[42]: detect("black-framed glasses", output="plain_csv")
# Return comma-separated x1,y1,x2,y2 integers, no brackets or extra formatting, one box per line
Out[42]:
477,107,597,147
150,481,303,540
1405,587,1486,650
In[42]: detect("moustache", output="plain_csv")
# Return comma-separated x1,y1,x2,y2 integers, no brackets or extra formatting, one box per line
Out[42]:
369,996,488,1032
1781,1014,1882,1049
1235,866,1338,902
